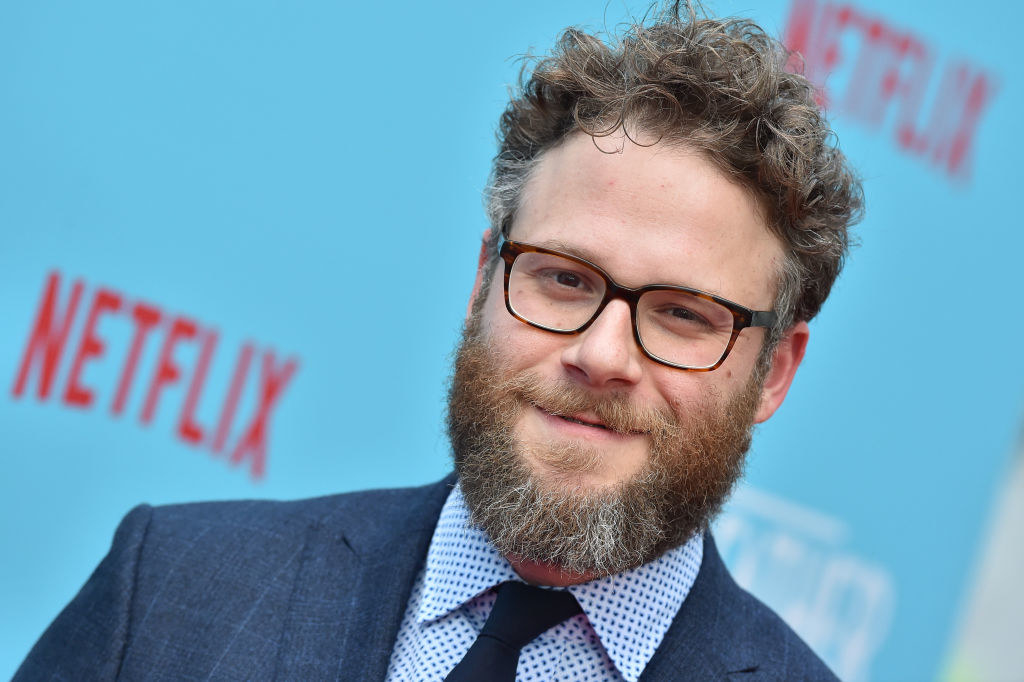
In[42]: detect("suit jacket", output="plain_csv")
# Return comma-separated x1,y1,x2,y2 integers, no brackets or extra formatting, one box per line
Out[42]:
16,476,838,681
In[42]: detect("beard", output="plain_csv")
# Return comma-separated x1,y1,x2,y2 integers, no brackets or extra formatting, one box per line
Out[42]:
446,310,764,578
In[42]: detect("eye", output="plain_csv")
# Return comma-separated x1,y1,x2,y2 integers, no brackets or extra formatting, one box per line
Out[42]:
535,267,596,293
529,266,601,301
510,251,604,303
661,305,712,328
553,271,584,288
667,306,708,324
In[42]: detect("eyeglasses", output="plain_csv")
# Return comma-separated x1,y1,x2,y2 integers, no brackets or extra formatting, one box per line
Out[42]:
498,234,778,371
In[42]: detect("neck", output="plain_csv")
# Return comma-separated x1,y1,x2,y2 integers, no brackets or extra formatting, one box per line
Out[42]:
507,555,599,586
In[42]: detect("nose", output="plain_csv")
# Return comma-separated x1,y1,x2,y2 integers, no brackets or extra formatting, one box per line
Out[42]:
560,299,644,388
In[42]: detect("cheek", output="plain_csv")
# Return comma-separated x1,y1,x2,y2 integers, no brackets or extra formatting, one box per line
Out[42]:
650,364,752,417
650,373,707,415
479,281,562,368
714,331,764,385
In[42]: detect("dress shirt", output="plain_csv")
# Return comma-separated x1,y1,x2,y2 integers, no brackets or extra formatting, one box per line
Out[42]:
385,484,703,681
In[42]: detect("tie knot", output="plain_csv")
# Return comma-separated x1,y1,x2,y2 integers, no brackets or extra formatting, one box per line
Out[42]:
444,581,584,681
480,581,583,650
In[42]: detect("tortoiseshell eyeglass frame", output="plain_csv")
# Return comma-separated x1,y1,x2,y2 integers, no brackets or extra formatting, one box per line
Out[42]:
497,233,778,372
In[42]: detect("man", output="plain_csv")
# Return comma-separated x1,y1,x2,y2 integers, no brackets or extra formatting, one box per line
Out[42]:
17,3,861,680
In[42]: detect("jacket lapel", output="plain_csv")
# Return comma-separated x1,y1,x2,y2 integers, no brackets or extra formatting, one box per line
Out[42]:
638,532,761,680
274,476,455,680
273,482,764,680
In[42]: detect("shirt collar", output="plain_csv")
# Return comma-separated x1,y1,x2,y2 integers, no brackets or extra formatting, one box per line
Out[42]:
417,483,704,682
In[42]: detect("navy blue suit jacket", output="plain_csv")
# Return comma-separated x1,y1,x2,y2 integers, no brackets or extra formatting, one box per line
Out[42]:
16,477,838,680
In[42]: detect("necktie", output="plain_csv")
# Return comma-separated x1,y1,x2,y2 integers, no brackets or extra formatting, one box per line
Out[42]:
445,580,583,682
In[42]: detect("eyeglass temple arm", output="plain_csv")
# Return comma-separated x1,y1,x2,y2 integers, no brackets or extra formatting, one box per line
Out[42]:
750,310,778,329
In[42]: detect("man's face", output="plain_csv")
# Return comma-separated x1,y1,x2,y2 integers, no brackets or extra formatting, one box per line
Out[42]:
448,132,788,576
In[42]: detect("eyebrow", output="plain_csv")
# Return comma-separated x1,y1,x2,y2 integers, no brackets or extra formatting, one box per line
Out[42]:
530,239,606,266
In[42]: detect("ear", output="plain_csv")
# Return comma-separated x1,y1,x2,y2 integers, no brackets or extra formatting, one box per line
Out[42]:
754,320,809,423
466,228,492,320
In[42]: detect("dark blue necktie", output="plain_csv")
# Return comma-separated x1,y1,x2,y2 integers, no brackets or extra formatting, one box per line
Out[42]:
444,580,583,681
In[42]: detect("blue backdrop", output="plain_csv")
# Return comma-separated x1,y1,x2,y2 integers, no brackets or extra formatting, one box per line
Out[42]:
2,1,1020,679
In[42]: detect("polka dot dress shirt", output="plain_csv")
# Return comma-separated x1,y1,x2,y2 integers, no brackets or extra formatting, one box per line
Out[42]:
385,484,703,682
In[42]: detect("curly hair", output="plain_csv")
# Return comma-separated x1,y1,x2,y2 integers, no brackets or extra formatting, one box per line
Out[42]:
482,2,863,342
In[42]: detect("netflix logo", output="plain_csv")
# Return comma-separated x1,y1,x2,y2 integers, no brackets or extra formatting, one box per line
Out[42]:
785,0,997,182
10,270,299,480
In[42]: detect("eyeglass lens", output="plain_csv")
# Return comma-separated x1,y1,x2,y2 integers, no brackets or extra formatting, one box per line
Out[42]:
508,250,735,368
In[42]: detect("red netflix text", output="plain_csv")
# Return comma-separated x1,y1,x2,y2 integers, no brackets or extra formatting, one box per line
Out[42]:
10,270,299,480
785,0,997,182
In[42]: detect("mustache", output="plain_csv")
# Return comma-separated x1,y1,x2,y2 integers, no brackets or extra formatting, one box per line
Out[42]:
501,372,681,439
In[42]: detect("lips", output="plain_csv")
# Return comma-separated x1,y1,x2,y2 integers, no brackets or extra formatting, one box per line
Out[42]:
533,403,644,437
528,401,608,429
556,413,609,430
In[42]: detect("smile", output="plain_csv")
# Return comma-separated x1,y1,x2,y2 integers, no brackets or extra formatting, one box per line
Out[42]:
529,403,644,441
556,414,609,430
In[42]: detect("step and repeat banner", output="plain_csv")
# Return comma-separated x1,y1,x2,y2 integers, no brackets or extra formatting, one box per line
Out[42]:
2,1,1019,679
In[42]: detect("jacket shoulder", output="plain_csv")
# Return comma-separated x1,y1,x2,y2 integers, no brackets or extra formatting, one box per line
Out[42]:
718,581,838,680
14,477,454,681
144,476,452,548
646,532,838,681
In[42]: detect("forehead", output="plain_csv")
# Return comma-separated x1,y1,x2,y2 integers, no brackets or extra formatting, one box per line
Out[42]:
510,132,783,309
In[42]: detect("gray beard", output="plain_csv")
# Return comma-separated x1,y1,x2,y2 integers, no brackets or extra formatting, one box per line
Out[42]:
446,314,762,578
457,441,675,576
